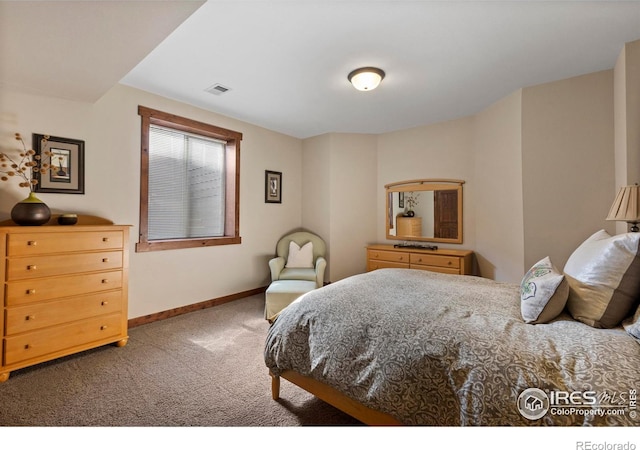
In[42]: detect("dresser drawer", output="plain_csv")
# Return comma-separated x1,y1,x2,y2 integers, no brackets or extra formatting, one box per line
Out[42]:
5,290,122,335
367,260,410,271
6,271,123,306
367,249,410,264
410,253,460,269
3,313,123,366
7,231,124,256
6,251,123,280
411,263,460,275
366,245,473,276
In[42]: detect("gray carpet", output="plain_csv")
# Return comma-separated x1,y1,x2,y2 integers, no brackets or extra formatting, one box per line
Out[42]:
0,294,360,426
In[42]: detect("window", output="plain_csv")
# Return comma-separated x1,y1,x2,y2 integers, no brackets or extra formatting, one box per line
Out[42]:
137,106,242,252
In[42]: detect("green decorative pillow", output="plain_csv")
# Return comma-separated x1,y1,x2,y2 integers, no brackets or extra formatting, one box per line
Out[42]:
521,256,569,324
564,230,640,328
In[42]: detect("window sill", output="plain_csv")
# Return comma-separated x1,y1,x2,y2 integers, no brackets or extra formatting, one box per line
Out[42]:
136,236,242,252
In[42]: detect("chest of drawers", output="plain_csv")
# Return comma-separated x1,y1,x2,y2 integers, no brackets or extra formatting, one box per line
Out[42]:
366,244,473,275
1,222,129,382
395,217,422,237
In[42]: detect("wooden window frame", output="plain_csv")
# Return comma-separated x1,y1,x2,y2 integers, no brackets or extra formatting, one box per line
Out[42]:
136,106,242,252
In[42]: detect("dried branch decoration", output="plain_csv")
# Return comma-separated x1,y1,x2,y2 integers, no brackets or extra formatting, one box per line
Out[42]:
405,191,420,210
0,133,55,192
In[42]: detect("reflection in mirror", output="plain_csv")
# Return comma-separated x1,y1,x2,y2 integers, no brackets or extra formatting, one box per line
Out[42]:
386,179,464,244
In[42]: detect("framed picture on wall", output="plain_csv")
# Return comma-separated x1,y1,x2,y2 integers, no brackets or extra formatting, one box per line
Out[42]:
265,170,282,203
33,133,85,194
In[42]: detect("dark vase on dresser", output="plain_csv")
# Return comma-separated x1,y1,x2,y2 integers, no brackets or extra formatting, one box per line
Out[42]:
11,192,51,226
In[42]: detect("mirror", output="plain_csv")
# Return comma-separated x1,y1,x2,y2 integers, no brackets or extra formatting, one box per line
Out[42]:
386,179,464,244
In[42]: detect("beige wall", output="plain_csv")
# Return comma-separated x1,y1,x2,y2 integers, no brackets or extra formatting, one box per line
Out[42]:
368,70,615,282
301,134,331,274
473,90,525,281
0,84,303,319
614,39,640,234
301,133,377,281
521,70,615,270
624,40,640,186
614,43,628,201
327,133,378,280
375,116,476,251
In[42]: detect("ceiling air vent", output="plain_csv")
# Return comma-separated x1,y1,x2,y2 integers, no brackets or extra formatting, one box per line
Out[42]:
205,83,231,95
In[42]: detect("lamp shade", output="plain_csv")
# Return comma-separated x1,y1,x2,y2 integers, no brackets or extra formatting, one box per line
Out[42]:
348,67,385,91
606,184,640,230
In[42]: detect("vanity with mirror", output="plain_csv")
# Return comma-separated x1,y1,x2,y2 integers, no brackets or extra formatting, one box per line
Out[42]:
366,179,474,276
386,179,464,244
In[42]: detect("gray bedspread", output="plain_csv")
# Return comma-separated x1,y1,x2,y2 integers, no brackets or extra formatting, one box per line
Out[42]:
264,268,640,425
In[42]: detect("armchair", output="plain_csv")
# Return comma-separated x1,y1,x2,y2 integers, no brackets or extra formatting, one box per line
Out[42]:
269,231,327,288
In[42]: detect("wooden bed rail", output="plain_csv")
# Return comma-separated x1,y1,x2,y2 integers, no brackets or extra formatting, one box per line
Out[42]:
270,370,402,426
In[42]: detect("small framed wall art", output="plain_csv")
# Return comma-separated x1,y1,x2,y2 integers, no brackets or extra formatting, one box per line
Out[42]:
265,170,282,203
34,133,85,194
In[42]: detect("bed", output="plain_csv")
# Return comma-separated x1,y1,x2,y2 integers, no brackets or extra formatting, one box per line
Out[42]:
264,231,640,426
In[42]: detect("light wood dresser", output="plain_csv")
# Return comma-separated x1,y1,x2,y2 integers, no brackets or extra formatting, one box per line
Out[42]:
0,217,129,382
366,244,473,275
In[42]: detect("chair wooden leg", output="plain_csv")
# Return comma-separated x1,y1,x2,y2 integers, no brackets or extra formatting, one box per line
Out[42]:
271,373,281,400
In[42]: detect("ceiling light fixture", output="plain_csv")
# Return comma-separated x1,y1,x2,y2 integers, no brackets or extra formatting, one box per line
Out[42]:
348,67,385,91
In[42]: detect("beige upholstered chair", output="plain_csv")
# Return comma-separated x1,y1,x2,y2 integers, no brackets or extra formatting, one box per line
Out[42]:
268,231,327,288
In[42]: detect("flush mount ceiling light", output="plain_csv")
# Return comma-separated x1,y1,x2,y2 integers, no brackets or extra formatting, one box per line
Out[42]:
348,67,385,91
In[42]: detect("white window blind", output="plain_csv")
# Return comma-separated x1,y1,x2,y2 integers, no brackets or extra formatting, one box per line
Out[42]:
148,125,226,240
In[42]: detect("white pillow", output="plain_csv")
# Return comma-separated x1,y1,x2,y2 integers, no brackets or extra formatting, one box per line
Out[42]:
520,256,569,324
564,230,640,328
285,241,314,268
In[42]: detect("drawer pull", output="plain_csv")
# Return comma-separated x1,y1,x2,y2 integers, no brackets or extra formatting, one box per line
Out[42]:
100,325,108,330
24,344,31,350
398,256,403,260
27,240,37,246
448,261,452,265
102,237,110,242
417,258,422,263
25,315,35,321
102,258,109,263
101,279,109,284
27,265,37,271
26,289,36,295
101,301,109,306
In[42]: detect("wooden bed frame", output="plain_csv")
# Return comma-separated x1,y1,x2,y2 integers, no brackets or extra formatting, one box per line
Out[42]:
270,370,402,425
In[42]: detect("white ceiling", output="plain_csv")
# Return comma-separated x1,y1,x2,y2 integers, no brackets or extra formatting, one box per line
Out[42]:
3,1,640,139
0,0,204,102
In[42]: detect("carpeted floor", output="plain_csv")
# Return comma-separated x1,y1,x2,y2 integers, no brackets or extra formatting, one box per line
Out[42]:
0,294,361,427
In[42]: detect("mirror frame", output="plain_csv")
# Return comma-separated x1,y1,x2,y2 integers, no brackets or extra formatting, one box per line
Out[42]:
385,179,464,244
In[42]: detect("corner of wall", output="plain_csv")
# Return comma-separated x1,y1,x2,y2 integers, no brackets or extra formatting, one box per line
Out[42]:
472,89,524,282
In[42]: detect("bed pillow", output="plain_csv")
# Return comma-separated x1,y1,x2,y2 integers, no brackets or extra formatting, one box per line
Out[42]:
623,304,640,344
285,241,314,268
520,256,569,324
564,230,640,328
